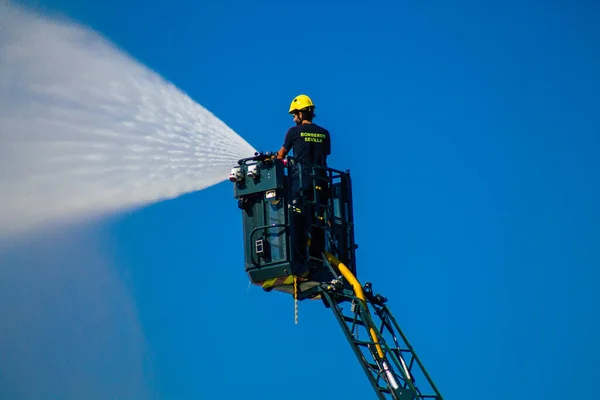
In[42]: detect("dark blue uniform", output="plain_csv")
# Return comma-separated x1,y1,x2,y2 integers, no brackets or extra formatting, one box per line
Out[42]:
282,123,331,262
282,122,331,196
282,123,331,167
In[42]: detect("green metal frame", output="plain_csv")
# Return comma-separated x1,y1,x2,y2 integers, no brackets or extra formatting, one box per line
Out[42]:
233,153,357,289
298,282,444,400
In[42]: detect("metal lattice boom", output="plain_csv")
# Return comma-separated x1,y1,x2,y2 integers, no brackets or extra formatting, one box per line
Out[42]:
298,281,443,400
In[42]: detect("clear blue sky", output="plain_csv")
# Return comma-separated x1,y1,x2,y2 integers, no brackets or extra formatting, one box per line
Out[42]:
12,0,600,398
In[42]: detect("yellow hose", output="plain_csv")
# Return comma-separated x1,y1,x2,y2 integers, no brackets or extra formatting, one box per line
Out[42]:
324,251,385,359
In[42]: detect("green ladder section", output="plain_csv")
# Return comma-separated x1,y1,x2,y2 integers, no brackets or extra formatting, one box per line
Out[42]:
300,282,444,400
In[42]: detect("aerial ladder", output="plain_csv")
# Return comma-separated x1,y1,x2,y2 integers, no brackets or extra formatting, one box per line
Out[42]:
229,153,444,400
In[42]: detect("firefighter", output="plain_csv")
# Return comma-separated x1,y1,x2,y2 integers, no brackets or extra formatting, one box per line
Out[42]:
277,94,330,167
277,94,331,263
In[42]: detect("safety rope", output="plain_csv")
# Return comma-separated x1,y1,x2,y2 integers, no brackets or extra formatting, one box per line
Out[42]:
294,275,298,325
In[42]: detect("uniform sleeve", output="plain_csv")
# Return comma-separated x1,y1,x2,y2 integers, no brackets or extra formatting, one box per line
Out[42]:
282,127,294,151
325,129,331,155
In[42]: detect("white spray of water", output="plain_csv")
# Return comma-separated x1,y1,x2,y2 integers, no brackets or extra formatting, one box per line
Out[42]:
0,2,256,399
0,2,256,239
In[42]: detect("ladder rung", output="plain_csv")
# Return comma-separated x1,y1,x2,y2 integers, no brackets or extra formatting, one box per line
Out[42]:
353,339,375,347
343,316,365,326
366,362,379,370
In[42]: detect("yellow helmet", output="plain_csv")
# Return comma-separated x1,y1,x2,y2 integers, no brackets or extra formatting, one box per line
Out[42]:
288,94,315,114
